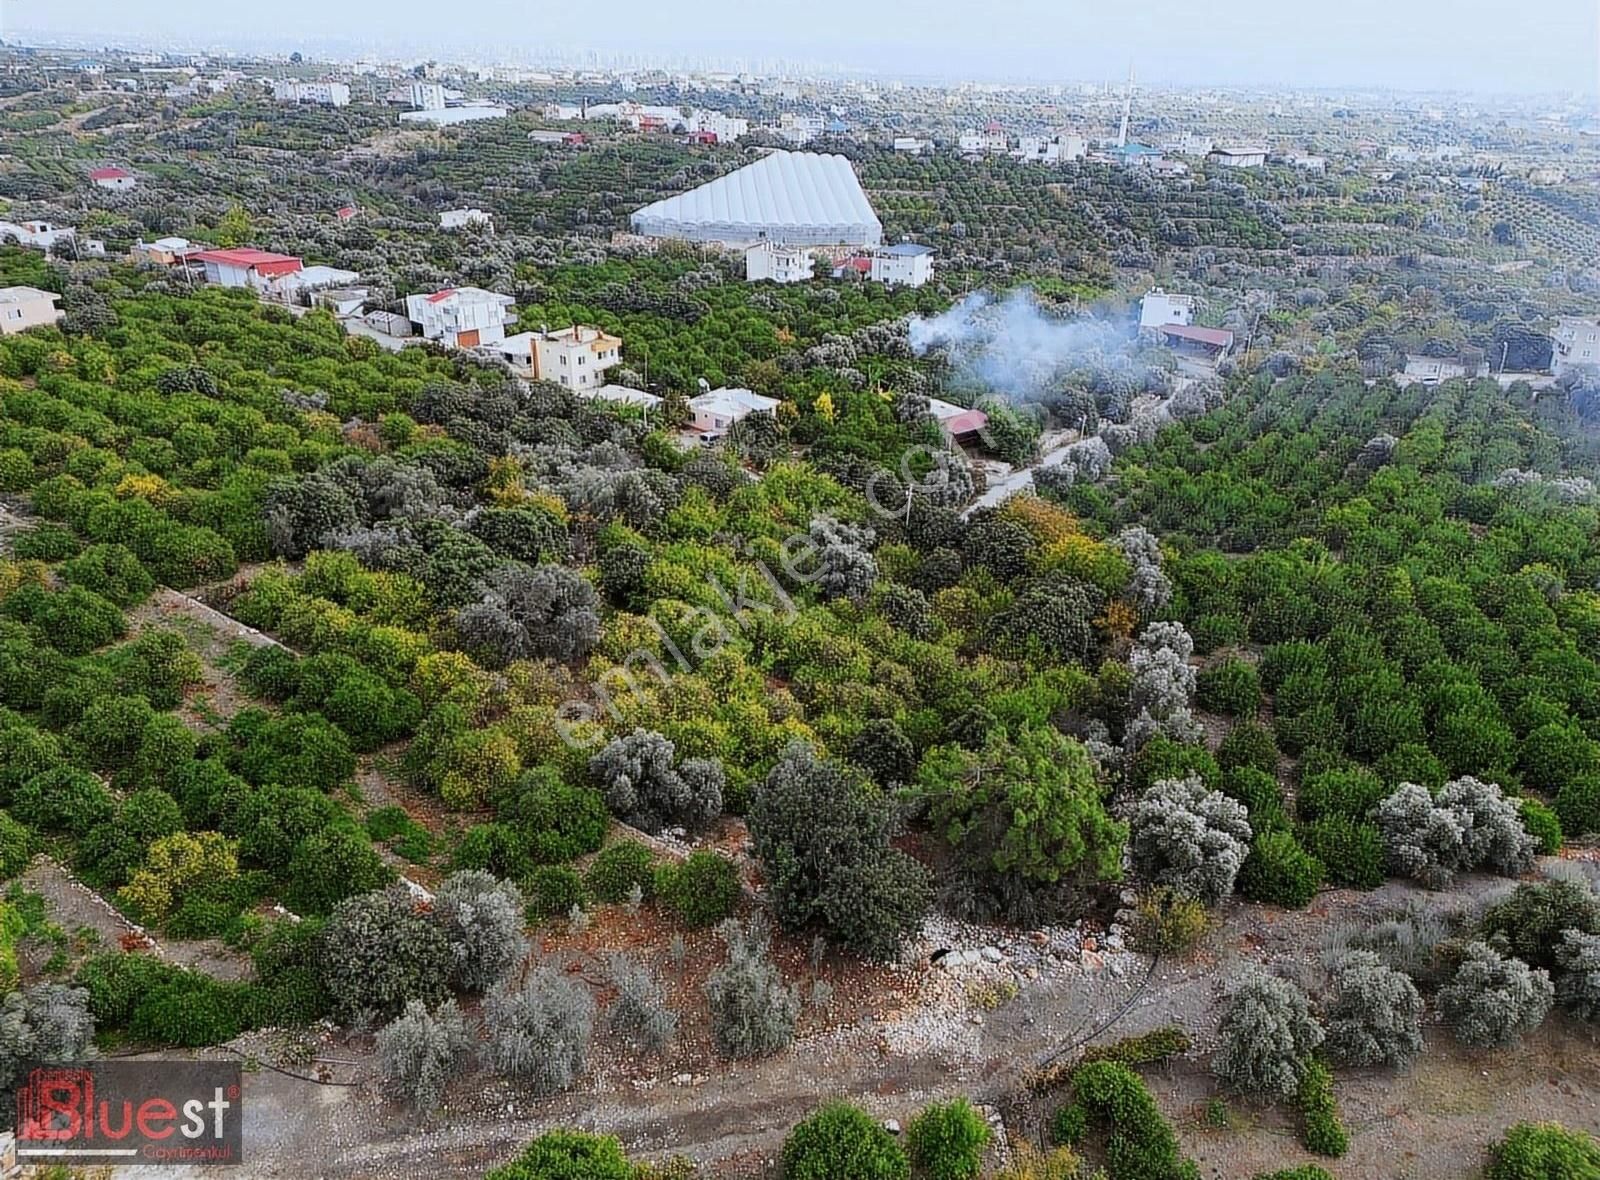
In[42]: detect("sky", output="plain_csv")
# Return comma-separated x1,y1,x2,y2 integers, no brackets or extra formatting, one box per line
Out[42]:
9,0,1599,94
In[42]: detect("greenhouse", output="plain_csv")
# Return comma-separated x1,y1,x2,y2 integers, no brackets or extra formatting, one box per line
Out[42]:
629,150,883,247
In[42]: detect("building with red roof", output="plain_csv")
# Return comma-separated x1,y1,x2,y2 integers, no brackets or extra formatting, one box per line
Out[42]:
89,166,136,191
335,204,358,221
1159,323,1235,358
190,247,304,292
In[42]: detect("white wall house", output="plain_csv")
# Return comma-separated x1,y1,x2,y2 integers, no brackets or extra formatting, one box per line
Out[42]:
492,324,621,387
893,136,933,155
1140,288,1196,329
869,243,934,287
409,81,446,111
745,240,814,284
440,208,493,231
1013,134,1087,164
958,129,1008,154
0,287,63,335
688,387,781,435
1167,133,1214,157
405,287,516,348
90,166,136,191
0,220,77,252
273,80,350,107
189,247,304,293
686,109,749,141
1552,317,1600,378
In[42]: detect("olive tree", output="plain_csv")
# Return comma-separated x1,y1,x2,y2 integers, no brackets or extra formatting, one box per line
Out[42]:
1212,971,1324,1099
1323,950,1424,1069
1438,941,1553,1048
455,564,600,667
482,966,596,1093
432,871,528,993
589,729,724,834
375,999,472,1112
1129,774,1252,904
705,917,800,1060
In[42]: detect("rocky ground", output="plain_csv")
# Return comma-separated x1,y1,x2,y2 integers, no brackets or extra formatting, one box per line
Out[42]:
73,860,1597,1180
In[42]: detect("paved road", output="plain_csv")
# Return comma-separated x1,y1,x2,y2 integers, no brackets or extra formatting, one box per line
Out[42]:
961,442,1077,518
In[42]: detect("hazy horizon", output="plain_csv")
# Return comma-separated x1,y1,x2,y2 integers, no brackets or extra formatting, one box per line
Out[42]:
8,0,1600,95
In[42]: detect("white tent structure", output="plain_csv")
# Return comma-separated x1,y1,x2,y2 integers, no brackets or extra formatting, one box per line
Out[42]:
630,150,882,247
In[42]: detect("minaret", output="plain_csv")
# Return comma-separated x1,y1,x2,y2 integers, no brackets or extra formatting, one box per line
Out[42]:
1118,63,1135,148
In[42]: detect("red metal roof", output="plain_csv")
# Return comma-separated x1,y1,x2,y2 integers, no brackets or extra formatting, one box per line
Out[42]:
190,248,304,277
425,288,458,303
1160,324,1235,348
89,166,131,180
941,408,989,437
335,204,357,219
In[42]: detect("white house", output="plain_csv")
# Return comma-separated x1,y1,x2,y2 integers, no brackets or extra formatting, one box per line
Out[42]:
775,113,826,145
400,105,508,127
406,287,516,348
311,286,369,318
958,129,1008,154
130,236,203,267
893,136,933,155
0,220,77,252
1285,153,1327,172
440,208,493,231
1140,288,1196,330
89,166,136,191
0,287,63,335
492,324,622,387
1552,317,1600,378
1167,133,1214,157
869,243,935,288
409,81,446,111
273,80,350,107
279,264,360,301
189,247,305,292
1208,146,1267,169
745,240,814,284
688,387,781,435
582,384,662,411
686,109,749,141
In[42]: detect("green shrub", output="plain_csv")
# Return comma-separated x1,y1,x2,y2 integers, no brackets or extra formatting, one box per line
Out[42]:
1237,831,1324,909
1079,1026,1192,1068
654,850,741,928
11,523,79,561
1517,798,1562,856
1555,776,1600,838
1299,818,1385,889
365,805,434,863
1196,659,1262,717
1476,879,1600,972
0,808,32,879
1296,1059,1347,1158
782,1101,910,1180
1249,1170,1335,1180
1131,887,1210,956
527,866,587,920
484,1130,635,1180
1217,721,1279,776
1485,1121,1600,1180
499,769,608,865
905,1097,991,1180
1051,1060,1198,1180
1219,767,1288,832
1130,737,1218,794
584,841,656,904
1298,767,1386,824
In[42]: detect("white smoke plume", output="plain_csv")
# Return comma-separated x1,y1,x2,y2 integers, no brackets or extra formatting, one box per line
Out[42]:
907,288,1139,400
